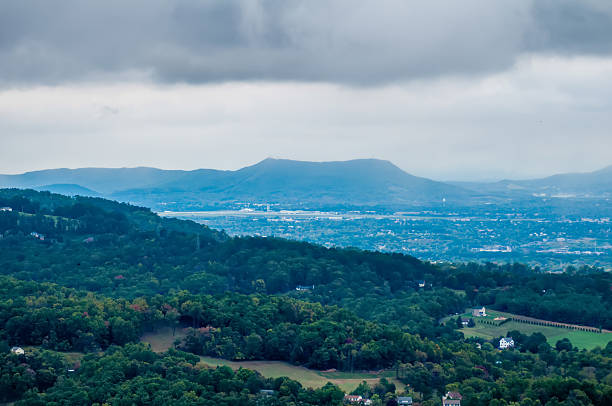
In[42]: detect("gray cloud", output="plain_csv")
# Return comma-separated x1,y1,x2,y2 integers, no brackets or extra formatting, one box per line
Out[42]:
528,0,612,54
2,55,612,180
0,0,611,86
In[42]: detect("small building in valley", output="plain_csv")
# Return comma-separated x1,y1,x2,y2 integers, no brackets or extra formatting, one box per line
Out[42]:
296,285,315,291
472,307,487,317
0,207,12,212
30,232,45,241
499,337,515,349
344,395,363,404
397,396,413,405
442,391,462,406
10,346,25,355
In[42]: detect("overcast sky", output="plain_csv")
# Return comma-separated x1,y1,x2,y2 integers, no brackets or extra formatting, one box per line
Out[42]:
1,0,612,180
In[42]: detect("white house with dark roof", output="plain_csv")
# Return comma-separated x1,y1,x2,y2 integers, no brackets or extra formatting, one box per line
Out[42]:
499,337,515,349
442,391,462,406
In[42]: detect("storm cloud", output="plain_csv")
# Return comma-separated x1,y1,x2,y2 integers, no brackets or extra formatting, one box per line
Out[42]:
1,0,612,86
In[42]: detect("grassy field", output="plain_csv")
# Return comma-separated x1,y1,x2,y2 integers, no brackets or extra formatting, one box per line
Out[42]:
198,356,401,393
454,310,612,350
140,326,185,352
140,327,401,392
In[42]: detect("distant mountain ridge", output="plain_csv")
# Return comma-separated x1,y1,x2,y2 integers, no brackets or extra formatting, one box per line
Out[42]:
0,167,189,195
2,160,611,209
34,184,101,197
0,159,473,209
452,165,612,197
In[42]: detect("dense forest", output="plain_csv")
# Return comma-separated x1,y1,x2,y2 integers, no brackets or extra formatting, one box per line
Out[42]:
2,343,346,405
1,189,612,405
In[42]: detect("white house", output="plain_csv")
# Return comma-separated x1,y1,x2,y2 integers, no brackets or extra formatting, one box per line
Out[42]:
344,395,363,404
472,307,487,317
30,232,45,241
10,346,25,355
499,337,515,349
442,392,462,406
0,207,12,212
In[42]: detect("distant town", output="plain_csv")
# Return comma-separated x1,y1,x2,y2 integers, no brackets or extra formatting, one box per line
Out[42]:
162,199,612,270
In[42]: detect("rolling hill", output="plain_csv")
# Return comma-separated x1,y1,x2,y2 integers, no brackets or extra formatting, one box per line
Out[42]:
453,165,612,198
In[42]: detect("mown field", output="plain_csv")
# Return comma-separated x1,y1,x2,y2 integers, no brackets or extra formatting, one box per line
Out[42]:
140,326,186,353
198,356,401,393
141,328,402,393
453,310,612,350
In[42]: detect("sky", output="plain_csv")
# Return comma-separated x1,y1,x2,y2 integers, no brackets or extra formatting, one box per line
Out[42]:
1,0,612,181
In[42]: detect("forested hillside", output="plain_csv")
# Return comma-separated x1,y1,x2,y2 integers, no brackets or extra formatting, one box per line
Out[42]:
1,189,612,405
1,189,609,331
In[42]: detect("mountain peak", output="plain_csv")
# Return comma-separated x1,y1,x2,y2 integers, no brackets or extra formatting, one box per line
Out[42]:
1,158,473,207
250,157,400,170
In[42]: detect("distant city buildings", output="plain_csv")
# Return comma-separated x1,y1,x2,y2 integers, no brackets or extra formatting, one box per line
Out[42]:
175,206,612,269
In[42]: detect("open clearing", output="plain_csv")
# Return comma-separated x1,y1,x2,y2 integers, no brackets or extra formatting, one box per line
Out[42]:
140,327,401,392
140,326,186,352
198,356,401,393
451,310,612,350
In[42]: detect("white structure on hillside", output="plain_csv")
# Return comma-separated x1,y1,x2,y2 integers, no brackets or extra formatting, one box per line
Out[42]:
499,337,515,349
30,232,45,241
472,307,487,317
10,346,25,355
442,392,462,406
344,395,363,404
